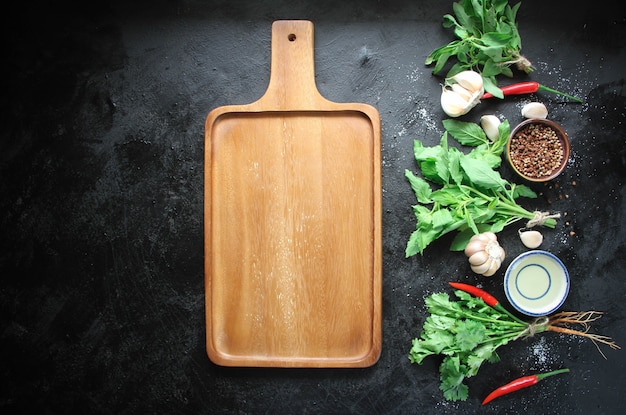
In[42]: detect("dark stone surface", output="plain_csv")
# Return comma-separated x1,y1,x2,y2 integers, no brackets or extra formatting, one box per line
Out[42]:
1,0,624,413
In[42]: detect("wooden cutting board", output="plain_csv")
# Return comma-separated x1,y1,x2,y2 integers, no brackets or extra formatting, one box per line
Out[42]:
204,20,382,368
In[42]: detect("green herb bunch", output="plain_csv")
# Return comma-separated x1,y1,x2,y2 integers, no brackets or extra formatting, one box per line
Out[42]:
409,289,529,401
409,287,620,401
426,0,531,98
405,119,557,257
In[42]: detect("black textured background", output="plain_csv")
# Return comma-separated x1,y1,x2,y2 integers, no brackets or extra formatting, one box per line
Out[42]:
1,1,625,413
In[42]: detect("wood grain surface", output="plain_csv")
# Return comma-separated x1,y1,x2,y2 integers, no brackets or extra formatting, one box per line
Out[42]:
204,21,382,367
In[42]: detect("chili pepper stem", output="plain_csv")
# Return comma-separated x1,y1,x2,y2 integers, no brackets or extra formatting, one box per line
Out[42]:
535,368,570,380
537,84,583,103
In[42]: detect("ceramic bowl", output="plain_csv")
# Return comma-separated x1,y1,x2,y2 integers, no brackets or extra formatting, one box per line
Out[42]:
504,250,570,317
506,118,570,182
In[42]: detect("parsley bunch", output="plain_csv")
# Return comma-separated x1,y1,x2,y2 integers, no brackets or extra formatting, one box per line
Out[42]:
404,118,557,257
426,0,532,98
408,289,529,401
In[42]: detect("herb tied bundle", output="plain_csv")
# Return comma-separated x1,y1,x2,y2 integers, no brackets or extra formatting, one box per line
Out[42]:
405,119,558,257
426,0,531,98
409,284,620,402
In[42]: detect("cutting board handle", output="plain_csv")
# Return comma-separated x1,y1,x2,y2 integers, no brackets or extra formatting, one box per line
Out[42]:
255,20,326,110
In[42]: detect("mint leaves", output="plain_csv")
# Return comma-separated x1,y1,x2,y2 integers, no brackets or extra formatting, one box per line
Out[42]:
405,119,557,257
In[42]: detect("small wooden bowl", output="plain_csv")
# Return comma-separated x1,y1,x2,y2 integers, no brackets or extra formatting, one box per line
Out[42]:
506,118,570,182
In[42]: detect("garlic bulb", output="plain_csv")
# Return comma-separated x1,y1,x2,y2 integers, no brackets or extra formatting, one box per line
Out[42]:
451,70,484,92
440,70,484,118
464,232,506,277
521,102,548,119
518,229,543,249
480,115,501,142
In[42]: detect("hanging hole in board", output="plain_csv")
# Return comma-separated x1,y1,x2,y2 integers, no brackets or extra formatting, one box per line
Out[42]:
288,33,296,41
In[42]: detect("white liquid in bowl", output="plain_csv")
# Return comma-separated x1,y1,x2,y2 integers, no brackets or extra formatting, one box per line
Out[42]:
504,250,570,316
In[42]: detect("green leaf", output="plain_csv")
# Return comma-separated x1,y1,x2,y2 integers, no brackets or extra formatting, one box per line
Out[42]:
455,320,487,351
426,314,459,332
505,2,522,23
487,217,509,234
452,1,475,33
475,44,505,62
464,205,480,234
482,75,503,98
512,183,538,199
480,31,514,47
466,342,498,376
468,145,502,169
430,186,466,206
449,227,475,251
493,0,509,14
413,204,433,224
443,119,488,147
470,0,485,29
448,147,464,185
432,208,455,232
499,65,514,78
440,356,469,401
413,139,442,162
481,58,503,77
490,119,510,156
408,338,435,364
442,14,460,29
460,155,506,191
432,52,452,75
405,169,433,204
406,227,438,257
414,140,449,184
405,230,423,257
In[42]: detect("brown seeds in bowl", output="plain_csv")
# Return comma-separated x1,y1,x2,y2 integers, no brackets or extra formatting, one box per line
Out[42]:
509,123,564,179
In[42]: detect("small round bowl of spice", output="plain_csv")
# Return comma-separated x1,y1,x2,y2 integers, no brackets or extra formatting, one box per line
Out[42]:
506,118,570,182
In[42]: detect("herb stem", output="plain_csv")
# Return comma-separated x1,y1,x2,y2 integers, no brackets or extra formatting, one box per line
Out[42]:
435,302,526,328
460,185,535,220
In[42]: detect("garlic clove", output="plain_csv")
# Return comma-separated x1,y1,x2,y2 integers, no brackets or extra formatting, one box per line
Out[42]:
471,260,492,275
480,115,501,142
464,239,486,257
451,83,474,101
498,246,506,261
441,87,470,117
468,250,489,266
519,229,543,248
478,231,497,242
450,70,484,93
521,102,548,119
482,258,501,277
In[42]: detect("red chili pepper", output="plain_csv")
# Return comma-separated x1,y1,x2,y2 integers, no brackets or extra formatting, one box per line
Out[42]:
449,282,498,307
481,81,582,103
448,282,525,323
482,368,570,405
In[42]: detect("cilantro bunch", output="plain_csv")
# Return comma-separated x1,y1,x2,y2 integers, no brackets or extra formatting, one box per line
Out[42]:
409,289,528,401
426,0,532,98
409,287,619,401
404,118,557,257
